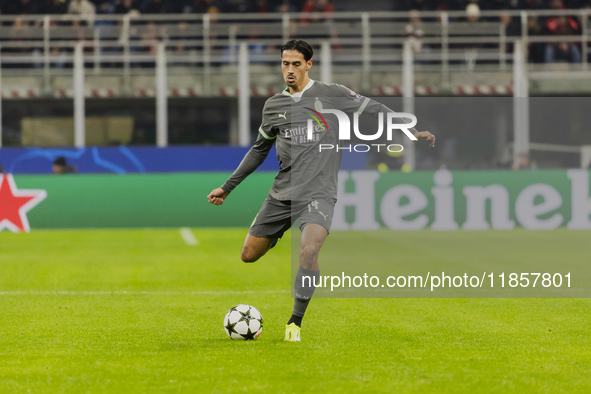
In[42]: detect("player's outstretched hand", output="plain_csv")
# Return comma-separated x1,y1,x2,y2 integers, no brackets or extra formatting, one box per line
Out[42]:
413,131,436,147
207,187,228,206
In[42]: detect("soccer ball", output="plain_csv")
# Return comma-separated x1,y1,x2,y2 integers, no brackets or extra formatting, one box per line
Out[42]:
223,304,263,340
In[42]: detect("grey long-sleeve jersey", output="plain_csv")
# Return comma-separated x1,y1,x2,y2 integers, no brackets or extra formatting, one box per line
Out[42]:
221,80,415,201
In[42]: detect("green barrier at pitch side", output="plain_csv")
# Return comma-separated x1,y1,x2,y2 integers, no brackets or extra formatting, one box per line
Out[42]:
13,173,272,229
8,170,591,230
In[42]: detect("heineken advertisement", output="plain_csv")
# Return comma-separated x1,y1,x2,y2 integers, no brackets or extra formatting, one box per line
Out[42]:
334,169,591,231
2,170,591,231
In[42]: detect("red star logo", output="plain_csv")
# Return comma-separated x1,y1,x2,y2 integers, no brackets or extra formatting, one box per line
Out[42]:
0,174,47,233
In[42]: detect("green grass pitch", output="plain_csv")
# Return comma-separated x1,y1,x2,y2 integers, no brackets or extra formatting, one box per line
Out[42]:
0,228,590,393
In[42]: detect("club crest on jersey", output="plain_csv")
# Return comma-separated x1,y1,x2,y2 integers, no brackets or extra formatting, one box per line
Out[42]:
303,107,328,141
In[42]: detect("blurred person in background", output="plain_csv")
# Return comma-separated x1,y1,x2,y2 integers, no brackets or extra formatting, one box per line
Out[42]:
406,9,426,55
183,0,221,14
4,16,42,68
526,16,545,62
482,0,514,10
464,3,481,70
512,153,535,170
95,0,116,14
68,0,96,25
563,0,590,8
466,2,481,23
301,0,333,13
52,157,78,174
544,0,582,63
114,0,140,14
275,0,299,13
41,0,68,67
1,0,39,15
400,0,437,12
223,0,251,12
299,0,335,45
517,0,546,11
254,0,269,12
45,0,69,14
142,0,176,14
500,11,521,54
300,0,333,23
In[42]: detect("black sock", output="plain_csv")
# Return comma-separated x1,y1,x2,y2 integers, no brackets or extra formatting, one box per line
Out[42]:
288,267,319,328
287,314,303,327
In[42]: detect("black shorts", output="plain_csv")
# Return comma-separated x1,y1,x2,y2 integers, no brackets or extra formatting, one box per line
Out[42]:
248,195,336,239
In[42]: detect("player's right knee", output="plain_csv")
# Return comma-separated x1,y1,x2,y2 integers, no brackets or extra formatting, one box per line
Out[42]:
299,243,320,265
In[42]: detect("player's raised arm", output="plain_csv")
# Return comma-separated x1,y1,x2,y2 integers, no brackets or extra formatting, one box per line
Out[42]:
207,133,275,206
334,84,435,147
208,99,278,206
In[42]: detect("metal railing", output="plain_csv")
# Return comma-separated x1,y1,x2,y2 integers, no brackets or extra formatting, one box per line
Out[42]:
0,9,589,169
0,9,590,93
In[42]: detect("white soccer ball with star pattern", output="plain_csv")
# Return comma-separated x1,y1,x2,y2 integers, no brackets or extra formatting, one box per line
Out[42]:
224,304,263,340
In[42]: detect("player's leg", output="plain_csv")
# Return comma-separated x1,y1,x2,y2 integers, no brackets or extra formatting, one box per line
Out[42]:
285,199,334,341
241,196,290,263
285,202,333,341
240,234,275,263
285,224,327,341
299,223,327,271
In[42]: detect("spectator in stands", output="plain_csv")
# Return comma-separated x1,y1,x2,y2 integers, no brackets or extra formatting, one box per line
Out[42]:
544,0,582,63
463,3,482,70
466,3,480,23
142,0,174,14
138,21,160,59
526,16,546,62
95,0,116,14
301,0,333,13
45,0,69,14
68,0,96,25
183,0,221,14
400,0,437,12
516,0,545,39
39,1,68,65
2,0,42,15
500,12,520,35
114,0,140,14
482,0,514,10
300,0,333,24
516,0,546,10
500,11,521,54
254,0,269,12
11,15,28,39
275,0,298,13
564,0,589,8
406,10,426,55
52,157,78,174
223,0,251,12
512,153,534,170
4,16,42,68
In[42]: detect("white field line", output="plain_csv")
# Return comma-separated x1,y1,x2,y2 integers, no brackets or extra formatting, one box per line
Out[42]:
180,227,199,245
0,290,289,296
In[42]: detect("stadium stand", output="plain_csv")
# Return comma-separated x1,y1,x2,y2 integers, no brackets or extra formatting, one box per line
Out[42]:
0,0,590,169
